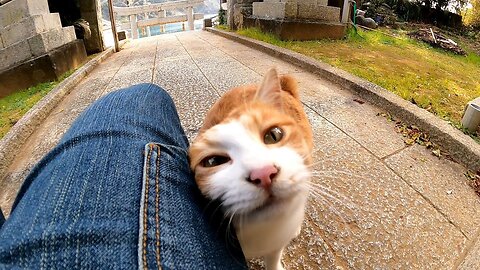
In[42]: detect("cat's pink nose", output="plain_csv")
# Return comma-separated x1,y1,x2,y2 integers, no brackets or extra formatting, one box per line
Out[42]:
248,165,278,189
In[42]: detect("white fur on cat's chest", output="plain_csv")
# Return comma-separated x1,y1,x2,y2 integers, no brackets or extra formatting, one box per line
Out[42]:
234,194,307,259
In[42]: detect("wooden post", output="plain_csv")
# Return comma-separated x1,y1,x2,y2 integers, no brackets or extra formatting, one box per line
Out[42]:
341,0,351,24
186,6,194,30
107,0,119,52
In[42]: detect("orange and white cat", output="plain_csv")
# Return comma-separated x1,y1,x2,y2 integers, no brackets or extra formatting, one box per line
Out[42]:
189,68,313,270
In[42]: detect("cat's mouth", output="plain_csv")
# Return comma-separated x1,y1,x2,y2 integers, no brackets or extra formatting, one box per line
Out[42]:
263,195,280,207
249,194,288,215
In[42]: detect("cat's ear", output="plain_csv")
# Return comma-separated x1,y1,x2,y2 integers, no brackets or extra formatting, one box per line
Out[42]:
255,68,283,109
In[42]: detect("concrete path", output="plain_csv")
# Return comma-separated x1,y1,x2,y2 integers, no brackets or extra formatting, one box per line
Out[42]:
1,31,479,269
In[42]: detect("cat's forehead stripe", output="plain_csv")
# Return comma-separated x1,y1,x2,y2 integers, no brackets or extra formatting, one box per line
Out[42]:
211,121,252,140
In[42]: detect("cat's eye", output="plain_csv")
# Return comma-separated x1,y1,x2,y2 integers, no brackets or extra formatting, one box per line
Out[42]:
264,127,284,144
201,155,231,167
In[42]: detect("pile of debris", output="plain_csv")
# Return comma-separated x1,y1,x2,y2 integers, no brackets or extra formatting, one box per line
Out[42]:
408,28,466,55
357,2,398,28
356,9,378,29
368,3,398,27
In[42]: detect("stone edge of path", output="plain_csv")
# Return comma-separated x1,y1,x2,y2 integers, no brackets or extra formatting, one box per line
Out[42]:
206,27,480,172
0,47,115,179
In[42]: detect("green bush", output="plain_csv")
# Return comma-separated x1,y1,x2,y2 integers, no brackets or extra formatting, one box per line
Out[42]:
218,8,226,25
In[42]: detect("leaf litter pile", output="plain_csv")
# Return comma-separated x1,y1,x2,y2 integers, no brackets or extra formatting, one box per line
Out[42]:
408,28,466,55
376,112,441,155
465,171,480,196
377,112,480,196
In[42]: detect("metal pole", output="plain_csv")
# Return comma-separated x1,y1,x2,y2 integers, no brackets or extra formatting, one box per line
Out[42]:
341,0,351,24
107,0,120,52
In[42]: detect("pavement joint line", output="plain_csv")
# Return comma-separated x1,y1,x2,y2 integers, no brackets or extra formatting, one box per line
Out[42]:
453,225,480,269
151,40,159,83
100,46,137,97
175,34,221,98
205,27,480,172
380,144,411,161
194,32,263,79
303,102,470,239
0,47,115,181
381,160,469,239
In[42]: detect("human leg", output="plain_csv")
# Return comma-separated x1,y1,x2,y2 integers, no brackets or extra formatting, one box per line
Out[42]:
0,83,246,269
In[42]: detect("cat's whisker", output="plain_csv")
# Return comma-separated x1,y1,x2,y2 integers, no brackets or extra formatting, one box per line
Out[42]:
308,189,354,214
310,169,360,178
308,183,357,210
301,144,342,161
310,170,374,185
307,191,355,237
218,206,237,237
308,188,357,219
306,198,353,239
202,199,219,215
203,200,226,225
305,156,345,168
225,210,238,247
309,182,354,201
304,210,332,243
305,197,347,225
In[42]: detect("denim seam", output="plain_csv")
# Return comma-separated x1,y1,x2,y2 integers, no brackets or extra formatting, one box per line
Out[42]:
139,143,164,270
155,143,187,156
155,146,161,266
138,144,152,270
143,144,152,270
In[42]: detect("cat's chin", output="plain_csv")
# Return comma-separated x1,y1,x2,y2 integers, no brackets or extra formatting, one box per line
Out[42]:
243,191,307,221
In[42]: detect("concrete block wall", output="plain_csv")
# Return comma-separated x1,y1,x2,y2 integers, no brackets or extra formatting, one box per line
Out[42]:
252,0,340,21
0,0,78,71
253,2,298,19
0,0,49,28
297,5,340,21
28,26,76,57
1,13,62,47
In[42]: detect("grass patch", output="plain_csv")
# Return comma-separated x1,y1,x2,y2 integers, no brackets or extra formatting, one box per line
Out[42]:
237,27,480,140
0,71,74,139
215,24,230,31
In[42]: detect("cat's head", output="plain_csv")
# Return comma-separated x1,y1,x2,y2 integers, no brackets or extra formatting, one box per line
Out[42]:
189,69,312,217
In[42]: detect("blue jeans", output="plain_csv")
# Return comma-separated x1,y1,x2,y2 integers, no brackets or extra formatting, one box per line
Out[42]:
0,84,246,269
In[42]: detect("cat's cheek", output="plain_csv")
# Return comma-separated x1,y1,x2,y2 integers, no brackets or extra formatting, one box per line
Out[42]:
193,167,221,198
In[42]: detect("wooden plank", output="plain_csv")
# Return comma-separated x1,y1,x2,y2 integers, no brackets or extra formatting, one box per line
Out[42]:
107,0,119,51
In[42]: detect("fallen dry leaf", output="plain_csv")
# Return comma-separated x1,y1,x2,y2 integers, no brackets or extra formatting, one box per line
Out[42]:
465,170,480,196
353,98,365,104
432,149,441,157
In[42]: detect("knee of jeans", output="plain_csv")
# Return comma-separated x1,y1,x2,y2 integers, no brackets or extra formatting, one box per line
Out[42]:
103,83,175,109
125,83,172,103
